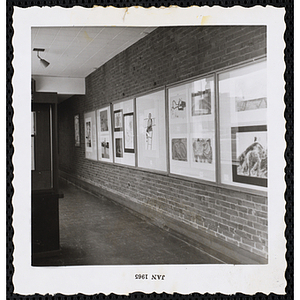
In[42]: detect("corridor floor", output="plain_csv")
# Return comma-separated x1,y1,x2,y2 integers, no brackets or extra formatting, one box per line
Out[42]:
33,181,223,266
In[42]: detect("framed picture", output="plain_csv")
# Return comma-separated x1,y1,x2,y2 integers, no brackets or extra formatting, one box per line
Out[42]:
85,117,92,152
235,97,267,112
170,94,187,120
101,137,110,159
192,138,212,164
191,89,211,116
172,138,187,161
100,110,109,132
123,112,134,153
136,90,167,172
115,138,123,158
84,111,98,160
97,106,113,162
74,114,80,147
144,112,156,151
231,125,267,187
114,109,123,131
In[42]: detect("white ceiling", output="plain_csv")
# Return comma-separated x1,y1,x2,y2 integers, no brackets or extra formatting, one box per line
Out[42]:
31,26,156,78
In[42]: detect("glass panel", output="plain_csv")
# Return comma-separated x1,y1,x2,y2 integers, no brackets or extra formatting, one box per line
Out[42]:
168,76,216,182
136,90,167,172
219,61,267,189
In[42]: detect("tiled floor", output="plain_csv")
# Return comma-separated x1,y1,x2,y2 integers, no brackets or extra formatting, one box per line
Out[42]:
33,181,223,266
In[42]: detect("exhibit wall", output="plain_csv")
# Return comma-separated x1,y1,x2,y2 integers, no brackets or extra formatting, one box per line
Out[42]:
58,26,268,263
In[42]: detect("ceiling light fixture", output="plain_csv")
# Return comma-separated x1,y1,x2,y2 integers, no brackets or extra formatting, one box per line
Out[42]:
33,48,50,68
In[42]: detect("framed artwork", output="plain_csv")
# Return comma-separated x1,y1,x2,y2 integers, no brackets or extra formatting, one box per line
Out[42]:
136,90,167,172
168,77,216,182
113,99,135,166
123,112,134,153
85,118,92,152
84,111,98,160
172,138,187,161
170,94,187,119
101,137,110,159
231,125,267,187
191,89,211,116
100,110,109,132
97,106,113,162
144,112,156,150
74,114,80,147
114,109,123,131
115,138,123,158
192,138,212,164
235,97,267,112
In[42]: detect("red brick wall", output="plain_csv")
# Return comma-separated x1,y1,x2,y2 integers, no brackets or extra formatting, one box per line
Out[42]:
58,26,267,259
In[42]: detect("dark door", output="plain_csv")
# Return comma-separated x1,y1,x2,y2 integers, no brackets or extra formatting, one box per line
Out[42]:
32,103,52,191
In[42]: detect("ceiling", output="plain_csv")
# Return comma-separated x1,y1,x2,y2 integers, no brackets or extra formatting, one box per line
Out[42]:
31,26,157,78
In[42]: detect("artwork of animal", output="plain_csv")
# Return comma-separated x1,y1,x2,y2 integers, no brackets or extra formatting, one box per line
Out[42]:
237,138,267,178
192,138,212,163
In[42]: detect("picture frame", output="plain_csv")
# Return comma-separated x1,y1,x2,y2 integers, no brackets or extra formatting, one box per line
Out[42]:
85,117,92,152
100,110,109,132
84,111,98,160
114,109,123,132
171,138,188,161
191,89,211,116
96,106,113,162
74,114,80,147
115,138,123,158
231,125,268,187
236,97,267,112
123,112,134,153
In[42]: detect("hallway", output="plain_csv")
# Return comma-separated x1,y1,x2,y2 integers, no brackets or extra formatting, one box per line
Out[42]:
33,180,223,266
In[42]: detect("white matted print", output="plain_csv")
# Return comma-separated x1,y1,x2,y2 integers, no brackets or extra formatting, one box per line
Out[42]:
136,90,167,172
74,114,80,147
84,111,97,160
12,5,286,297
97,106,113,162
113,99,135,166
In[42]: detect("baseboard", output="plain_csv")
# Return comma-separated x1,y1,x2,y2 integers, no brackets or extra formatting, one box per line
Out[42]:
59,171,268,265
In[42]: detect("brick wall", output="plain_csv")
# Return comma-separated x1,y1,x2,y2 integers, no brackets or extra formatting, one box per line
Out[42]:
58,26,268,260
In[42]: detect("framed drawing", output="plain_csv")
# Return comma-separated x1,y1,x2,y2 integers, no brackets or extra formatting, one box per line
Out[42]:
100,110,109,132
172,138,187,161
85,117,92,152
101,137,110,159
168,76,216,181
115,138,123,158
191,89,211,116
114,109,123,132
96,106,113,162
136,90,167,172
219,60,267,189
192,138,212,164
74,114,80,147
123,112,134,153
144,112,156,151
231,125,267,187
170,94,187,120
236,97,267,112
113,99,135,166
84,111,98,160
